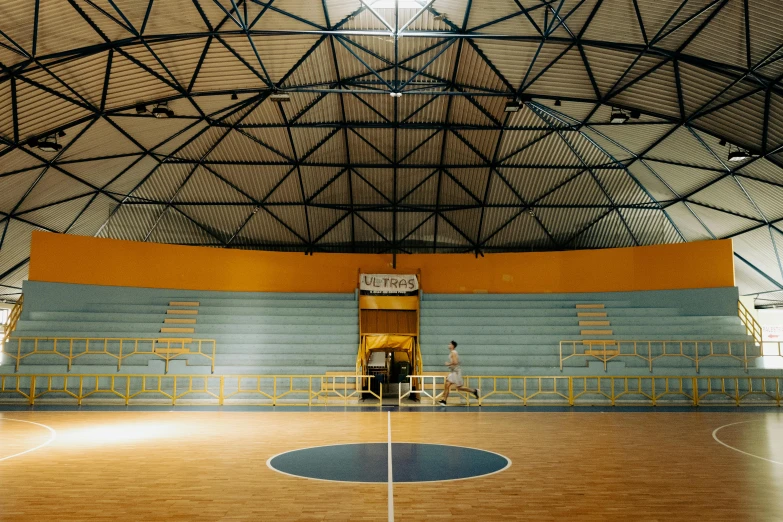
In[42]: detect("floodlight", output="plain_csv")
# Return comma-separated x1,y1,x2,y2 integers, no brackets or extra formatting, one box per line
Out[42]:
629,109,641,119
231,93,239,100
269,92,291,102
728,149,751,162
152,102,174,118
719,139,727,146
135,104,147,114
390,91,402,98
554,99,561,107
504,99,521,112
610,108,629,124
37,136,62,153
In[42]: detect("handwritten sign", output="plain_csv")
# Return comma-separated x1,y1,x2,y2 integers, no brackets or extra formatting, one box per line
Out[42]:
360,274,419,294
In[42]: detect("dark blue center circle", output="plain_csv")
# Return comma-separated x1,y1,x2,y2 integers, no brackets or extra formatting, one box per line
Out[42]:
267,443,510,483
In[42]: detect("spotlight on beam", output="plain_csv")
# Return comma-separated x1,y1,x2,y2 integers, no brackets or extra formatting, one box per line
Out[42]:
135,104,147,114
37,135,63,153
554,99,561,107
609,108,629,124
727,147,752,162
629,109,641,119
231,92,238,100
269,92,291,102
390,91,402,98
504,99,521,113
152,102,174,118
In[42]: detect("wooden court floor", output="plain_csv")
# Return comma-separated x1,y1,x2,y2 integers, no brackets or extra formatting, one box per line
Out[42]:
1,409,783,521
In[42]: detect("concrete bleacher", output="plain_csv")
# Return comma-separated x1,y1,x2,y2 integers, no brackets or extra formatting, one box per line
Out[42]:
419,288,759,377
1,281,359,376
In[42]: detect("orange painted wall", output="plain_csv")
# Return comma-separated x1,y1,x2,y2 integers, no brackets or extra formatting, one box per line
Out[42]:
28,231,735,294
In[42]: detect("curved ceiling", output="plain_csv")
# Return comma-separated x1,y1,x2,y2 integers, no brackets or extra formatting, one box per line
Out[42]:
1,0,782,305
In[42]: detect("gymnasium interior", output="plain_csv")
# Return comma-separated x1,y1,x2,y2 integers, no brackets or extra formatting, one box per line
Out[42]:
1,0,783,520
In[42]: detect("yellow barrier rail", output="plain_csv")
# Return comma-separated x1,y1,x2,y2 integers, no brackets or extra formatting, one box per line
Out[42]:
738,300,763,346
1,295,23,346
3,337,217,373
395,374,782,407
0,373,382,406
559,339,766,373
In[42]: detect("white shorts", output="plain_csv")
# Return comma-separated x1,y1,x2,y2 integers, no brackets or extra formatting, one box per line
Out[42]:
447,371,463,387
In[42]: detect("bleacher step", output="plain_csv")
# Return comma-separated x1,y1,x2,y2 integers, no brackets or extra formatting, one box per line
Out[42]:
576,304,604,309
577,312,607,317
161,327,195,333
581,329,613,335
164,318,197,324
170,301,199,307
581,340,617,346
167,310,198,315
579,321,610,326
156,338,193,344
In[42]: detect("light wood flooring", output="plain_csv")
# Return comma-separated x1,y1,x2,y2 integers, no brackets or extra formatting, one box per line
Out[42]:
1,410,782,521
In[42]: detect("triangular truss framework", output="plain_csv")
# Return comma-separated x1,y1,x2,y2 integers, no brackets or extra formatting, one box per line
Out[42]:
1,0,782,304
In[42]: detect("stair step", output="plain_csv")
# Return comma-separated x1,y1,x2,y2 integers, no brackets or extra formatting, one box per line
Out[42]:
582,329,613,335
581,340,617,346
167,310,198,315
577,312,607,317
156,338,192,345
160,327,195,334
579,320,610,326
170,301,200,307
585,349,619,356
576,304,604,309
164,318,197,324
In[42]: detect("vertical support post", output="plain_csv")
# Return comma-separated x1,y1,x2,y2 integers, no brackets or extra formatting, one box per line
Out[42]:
29,375,36,405
693,377,699,407
568,377,574,406
118,340,122,371
78,376,83,406
125,377,130,406
16,339,21,372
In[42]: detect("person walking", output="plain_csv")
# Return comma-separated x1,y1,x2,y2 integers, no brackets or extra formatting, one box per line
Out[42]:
439,341,479,406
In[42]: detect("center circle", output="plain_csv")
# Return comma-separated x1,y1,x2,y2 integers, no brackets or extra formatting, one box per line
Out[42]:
267,443,510,483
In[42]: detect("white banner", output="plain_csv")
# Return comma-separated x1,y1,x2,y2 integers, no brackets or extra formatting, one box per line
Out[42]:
360,274,419,293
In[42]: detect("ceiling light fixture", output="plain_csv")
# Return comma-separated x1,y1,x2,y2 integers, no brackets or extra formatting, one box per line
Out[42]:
269,92,291,102
231,93,238,100
504,99,521,112
727,145,752,162
629,109,641,119
135,104,147,114
152,102,174,118
390,91,402,98
609,108,629,124
29,134,63,153
554,99,561,107
719,139,727,146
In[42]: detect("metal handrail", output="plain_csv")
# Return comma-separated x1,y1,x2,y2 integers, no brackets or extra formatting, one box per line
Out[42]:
3,336,217,373
1,373,778,407
0,373,382,406
559,339,768,373
738,300,763,346
1,295,23,346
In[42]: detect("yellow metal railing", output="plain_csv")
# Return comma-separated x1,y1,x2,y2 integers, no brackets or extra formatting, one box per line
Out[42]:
1,295,23,346
559,339,766,373
3,337,217,373
738,300,763,346
0,373,382,406
396,374,783,407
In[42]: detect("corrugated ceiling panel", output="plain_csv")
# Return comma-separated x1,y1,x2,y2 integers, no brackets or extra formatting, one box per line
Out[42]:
619,207,681,245
732,226,783,284
689,176,764,220
98,203,164,241
536,206,608,243
147,207,221,245
16,169,95,212
176,204,251,243
209,164,292,201
0,220,42,275
67,194,118,237
0,169,42,213
174,166,252,203
17,194,92,233
663,201,713,242
685,0,746,69
570,210,637,249
735,177,783,222
253,35,322,83
695,91,766,152
688,202,759,238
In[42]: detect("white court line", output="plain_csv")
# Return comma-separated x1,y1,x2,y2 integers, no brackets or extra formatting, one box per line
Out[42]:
388,411,394,522
712,420,783,466
0,418,57,462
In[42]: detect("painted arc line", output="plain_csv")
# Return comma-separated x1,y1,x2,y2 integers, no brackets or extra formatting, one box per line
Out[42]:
267,442,511,484
0,418,58,462
387,411,393,522
712,420,783,466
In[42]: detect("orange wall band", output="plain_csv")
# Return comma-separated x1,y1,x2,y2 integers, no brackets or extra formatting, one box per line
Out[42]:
29,231,735,294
